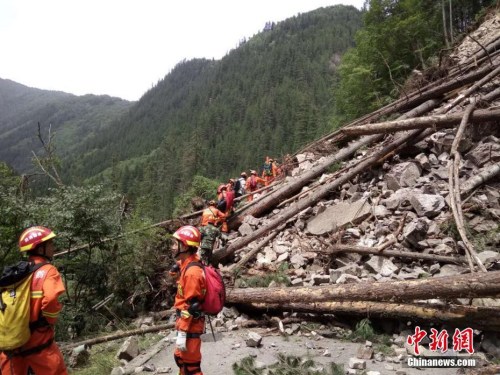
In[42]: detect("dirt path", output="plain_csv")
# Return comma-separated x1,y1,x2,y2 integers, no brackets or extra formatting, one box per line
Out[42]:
139,327,460,374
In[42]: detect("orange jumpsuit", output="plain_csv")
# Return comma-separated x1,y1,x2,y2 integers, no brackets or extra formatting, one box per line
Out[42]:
200,207,226,227
262,161,279,186
173,254,207,375
0,256,67,375
245,175,265,202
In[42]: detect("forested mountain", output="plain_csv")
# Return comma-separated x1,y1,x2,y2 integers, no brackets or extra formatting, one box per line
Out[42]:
0,78,132,173
60,5,363,219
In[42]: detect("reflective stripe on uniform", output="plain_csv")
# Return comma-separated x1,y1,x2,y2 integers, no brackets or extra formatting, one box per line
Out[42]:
31,291,43,298
42,310,60,318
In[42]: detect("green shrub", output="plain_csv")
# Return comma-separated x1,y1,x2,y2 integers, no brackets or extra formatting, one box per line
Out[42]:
235,262,291,288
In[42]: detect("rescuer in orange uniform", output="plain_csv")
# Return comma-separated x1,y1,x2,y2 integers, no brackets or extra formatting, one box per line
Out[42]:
171,225,207,375
245,170,265,202
0,226,68,375
200,200,226,227
261,157,279,186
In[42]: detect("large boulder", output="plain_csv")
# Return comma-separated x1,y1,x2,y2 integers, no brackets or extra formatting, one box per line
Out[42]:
307,199,371,235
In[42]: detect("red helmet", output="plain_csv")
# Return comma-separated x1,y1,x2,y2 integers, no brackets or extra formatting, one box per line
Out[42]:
19,226,56,252
173,225,201,247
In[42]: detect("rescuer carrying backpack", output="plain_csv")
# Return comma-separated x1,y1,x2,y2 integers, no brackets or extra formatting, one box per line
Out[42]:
0,226,68,375
0,261,47,351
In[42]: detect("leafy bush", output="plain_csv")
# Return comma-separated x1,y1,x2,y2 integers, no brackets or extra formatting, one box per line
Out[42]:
172,175,221,217
235,262,291,288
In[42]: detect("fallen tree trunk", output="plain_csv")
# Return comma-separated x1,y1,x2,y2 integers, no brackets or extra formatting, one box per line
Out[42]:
61,323,175,350
317,244,467,265
460,162,500,197
448,100,487,272
213,128,425,264
226,270,500,304
341,108,500,136
246,301,500,331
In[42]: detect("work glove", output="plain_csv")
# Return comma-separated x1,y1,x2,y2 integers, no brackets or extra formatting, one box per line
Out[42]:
176,331,187,351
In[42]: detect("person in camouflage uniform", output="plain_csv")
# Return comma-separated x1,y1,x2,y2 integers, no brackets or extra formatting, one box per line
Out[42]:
198,222,221,265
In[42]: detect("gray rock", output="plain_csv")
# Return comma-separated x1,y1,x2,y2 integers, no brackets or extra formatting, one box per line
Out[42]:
477,250,500,266
348,357,366,369
374,205,391,217
307,199,371,235
156,367,172,373
385,162,421,190
437,264,466,277
415,153,431,170
311,274,331,285
410,193,445,218
430,166,449,180
276,252,289,263
243,214,260,226
432,243,455,255
290,254,306,269
117,336,139,361
366,256,399,277
356,345,374,359
246,332,262,347
465,136,500,167
110,367,125,375
68,345,90,368
402,218,429,248
336,274,361,284
238,222,254,236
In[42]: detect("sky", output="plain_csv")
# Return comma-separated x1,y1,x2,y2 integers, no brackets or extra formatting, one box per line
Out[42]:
0,0,365,101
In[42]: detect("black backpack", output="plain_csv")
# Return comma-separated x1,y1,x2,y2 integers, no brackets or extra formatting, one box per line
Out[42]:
233,179,242,197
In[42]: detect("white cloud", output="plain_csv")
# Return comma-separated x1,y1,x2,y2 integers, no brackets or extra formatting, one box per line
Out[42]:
0,0,364,101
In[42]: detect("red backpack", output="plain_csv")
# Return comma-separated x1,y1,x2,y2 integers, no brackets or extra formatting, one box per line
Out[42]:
185,262,225,315
249,176,257,189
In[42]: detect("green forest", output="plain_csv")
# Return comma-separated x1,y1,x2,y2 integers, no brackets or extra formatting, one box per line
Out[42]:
0,0,495,340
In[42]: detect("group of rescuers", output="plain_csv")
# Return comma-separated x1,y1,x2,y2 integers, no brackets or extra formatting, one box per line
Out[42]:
1,157,282,375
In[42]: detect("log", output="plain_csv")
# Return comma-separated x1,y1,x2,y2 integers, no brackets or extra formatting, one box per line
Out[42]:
341,108,500,136
317,244,467,265
448,100,487,272
226,270,500,304
61,323,174,350
246,301,500,331
442,64,500,113
213,128,425,264
460,162,500,196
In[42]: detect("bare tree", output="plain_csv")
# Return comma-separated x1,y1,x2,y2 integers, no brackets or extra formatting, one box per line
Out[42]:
442,0,450,48
32,122,64,187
